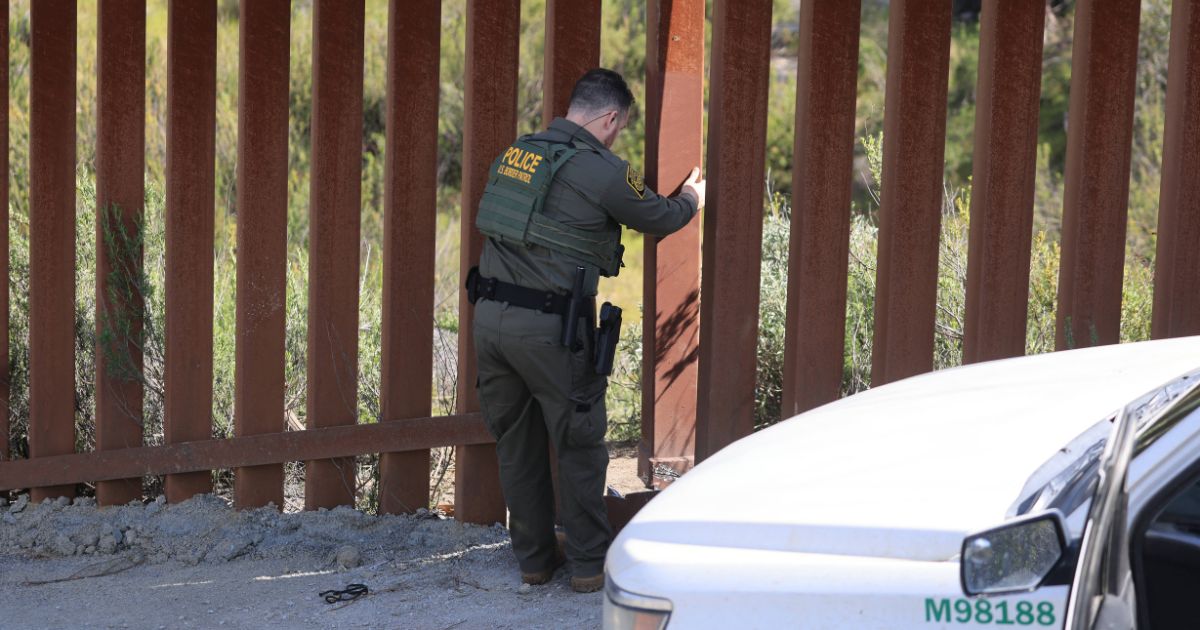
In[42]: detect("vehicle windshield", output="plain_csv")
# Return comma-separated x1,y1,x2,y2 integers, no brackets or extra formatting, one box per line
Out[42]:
1013,370,1200,523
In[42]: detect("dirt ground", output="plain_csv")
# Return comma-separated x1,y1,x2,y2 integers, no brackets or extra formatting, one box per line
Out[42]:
0,450,648,630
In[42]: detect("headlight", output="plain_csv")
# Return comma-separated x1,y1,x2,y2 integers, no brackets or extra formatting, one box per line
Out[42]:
603,573,672,630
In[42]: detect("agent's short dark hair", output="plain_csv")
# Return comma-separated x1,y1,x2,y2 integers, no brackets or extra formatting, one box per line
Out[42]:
568,68,634,117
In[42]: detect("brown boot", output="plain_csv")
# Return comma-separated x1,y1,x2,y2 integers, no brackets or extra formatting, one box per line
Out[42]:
570,572,604,593
521,537,567,585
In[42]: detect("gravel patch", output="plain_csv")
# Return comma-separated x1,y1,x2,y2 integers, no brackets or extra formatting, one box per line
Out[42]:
0,494,602,629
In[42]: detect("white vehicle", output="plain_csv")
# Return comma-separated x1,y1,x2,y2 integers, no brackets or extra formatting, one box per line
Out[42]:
604,337,1200,629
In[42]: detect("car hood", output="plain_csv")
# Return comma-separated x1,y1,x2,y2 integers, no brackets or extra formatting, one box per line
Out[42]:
618,337,1200,564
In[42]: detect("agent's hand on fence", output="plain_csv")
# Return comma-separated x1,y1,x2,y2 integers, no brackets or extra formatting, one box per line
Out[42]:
681,167,706,210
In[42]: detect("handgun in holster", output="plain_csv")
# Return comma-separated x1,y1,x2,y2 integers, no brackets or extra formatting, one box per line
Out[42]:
593,301,622,376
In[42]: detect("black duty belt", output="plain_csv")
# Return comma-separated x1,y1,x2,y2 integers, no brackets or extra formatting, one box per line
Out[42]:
466,267,572,316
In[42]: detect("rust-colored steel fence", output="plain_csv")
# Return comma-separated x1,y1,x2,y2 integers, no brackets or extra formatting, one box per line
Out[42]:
2,0,1200,519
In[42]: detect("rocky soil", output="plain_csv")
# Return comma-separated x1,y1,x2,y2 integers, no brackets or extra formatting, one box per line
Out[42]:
0,493,604,629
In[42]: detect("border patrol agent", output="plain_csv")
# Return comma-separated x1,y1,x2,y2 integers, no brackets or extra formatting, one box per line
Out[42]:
468,69,706,593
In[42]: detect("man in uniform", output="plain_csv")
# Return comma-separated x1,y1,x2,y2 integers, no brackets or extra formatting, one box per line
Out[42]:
469,68,705,592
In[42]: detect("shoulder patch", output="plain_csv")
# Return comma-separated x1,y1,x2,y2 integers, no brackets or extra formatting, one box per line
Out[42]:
626,165,646,199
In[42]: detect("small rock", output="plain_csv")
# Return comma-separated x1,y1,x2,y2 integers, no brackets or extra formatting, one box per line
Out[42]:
74,497,96,507
54,496,71,507
124,529,138,546
98,535,117,554
51,535,75,556
79,532,100,548
84,545,96,555
155,495,166,505
335,546,361,570
42,497,53,505
518,583,533,594
209,539,252,562
9,497,26,514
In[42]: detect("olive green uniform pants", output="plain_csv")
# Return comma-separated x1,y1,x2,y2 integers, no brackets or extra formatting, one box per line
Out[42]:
473,299,612,577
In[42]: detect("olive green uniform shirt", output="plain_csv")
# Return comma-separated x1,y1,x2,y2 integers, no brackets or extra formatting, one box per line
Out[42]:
479,117,698,296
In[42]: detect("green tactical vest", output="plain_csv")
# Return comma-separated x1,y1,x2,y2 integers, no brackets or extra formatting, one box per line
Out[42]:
476,137,624,278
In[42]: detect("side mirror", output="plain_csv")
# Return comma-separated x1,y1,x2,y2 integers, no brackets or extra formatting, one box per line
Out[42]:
961,510,1067,596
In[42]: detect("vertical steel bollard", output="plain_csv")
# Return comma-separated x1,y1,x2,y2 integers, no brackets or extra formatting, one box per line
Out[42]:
305,0,366,511
1152,0,1200,339
379,0,441,515
694,0,774,462
962,0,1046,364
639,0,705,486
29,0,78,502
870,0,953,386
165,0,217,504
781,0,861,416
96,0,147,506
1056,0,1141,350
455,0,519,525
234,0,290,510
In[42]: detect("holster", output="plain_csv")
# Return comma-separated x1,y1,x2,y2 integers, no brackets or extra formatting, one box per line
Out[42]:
593,302,622,376
466,266,484,304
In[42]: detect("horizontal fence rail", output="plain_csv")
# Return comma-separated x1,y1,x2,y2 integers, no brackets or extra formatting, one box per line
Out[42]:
0,414,491,493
